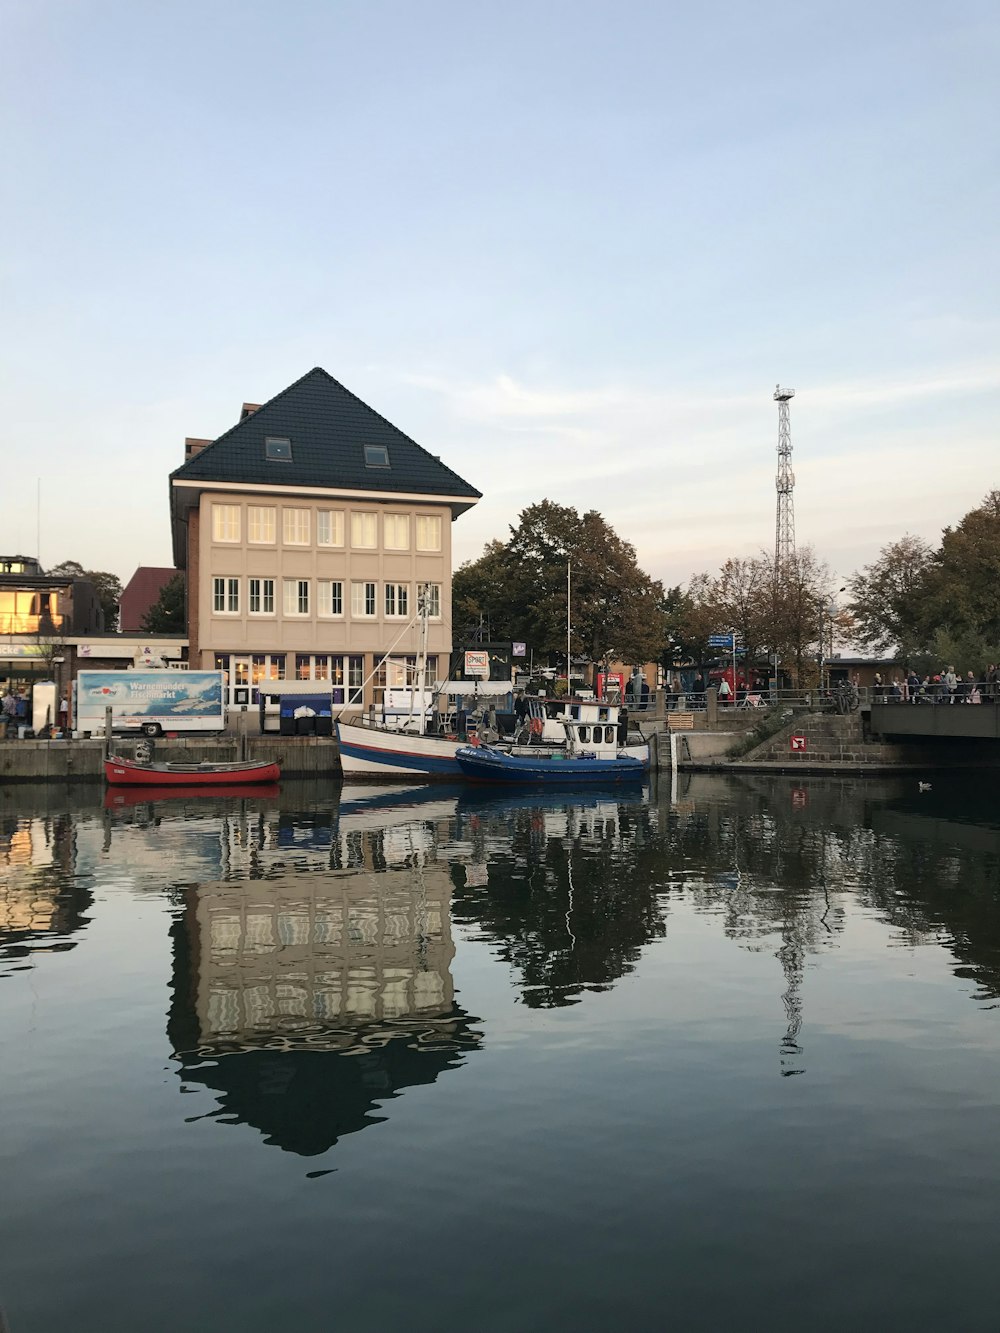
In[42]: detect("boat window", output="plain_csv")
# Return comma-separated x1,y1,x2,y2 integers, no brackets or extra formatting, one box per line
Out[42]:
599,707,610,722
579,726,589,742
570,705,580,720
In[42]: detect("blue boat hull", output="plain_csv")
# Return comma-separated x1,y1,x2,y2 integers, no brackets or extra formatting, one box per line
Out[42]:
455,746,647,785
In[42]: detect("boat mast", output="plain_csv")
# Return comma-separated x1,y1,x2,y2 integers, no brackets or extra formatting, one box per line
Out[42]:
405,582,431,733
566,560,571,695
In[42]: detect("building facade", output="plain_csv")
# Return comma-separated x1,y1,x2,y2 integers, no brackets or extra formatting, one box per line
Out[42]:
169,367,480,709
0,555,105,697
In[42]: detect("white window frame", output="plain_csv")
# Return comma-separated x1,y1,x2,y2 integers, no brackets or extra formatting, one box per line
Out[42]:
350,511,377,549
415,514,442,552
384,583,409,618
212,504,240,543
316,509,345,547
318,579,344,618
421,583,441,618
249,577,275,616
283,578,310,616
384,513,410,550
248,506,276,544
351,581,377,617
213,576,240,614
282,508,310,546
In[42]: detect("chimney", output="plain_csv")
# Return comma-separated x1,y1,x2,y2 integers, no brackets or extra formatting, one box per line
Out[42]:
240,402,261,421
184,437,212,461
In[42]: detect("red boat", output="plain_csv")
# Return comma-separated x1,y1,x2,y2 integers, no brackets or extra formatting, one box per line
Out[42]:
104,755,281,787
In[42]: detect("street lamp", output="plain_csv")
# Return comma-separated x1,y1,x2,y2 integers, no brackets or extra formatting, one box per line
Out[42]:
825,587,847,690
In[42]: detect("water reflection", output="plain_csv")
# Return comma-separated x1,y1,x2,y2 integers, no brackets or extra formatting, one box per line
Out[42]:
0,810,92,971
167,865,481,1155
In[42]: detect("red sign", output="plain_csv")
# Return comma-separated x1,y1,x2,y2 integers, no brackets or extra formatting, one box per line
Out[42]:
790,734,807,752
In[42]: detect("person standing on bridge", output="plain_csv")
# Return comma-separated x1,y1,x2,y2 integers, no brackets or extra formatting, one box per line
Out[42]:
944,665,958,703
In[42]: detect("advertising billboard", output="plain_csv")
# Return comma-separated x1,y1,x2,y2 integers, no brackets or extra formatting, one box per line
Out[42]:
76,671,225,734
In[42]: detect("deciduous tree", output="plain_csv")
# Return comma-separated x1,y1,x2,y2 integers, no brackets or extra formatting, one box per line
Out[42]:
847,535,933,655
452,501,666,672
48,560,124,632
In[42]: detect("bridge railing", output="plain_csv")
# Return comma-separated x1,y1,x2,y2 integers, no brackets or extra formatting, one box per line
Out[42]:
871,679,999,705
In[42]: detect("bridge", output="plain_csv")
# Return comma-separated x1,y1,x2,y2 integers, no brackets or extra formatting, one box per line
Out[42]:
869,702,1000,741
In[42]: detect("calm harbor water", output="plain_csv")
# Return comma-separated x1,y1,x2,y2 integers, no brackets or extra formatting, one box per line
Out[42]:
2,772,1000,1332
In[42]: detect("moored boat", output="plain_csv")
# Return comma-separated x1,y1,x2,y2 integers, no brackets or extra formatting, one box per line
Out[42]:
454,715,649,785
104,755,282,787
336,693,625,781
455,746,647,784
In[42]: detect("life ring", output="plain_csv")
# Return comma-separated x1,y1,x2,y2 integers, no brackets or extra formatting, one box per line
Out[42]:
530,717,544,737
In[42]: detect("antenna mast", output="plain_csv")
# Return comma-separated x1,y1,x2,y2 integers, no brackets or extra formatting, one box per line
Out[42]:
773,385,796,578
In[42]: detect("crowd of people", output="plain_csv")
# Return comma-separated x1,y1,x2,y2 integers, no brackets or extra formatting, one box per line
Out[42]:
876,665,1000,704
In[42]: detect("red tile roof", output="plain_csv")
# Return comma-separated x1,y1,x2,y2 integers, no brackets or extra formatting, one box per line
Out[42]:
119,567,179,632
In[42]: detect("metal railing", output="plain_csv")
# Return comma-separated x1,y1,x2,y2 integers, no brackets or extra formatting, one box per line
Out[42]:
873,679,999,705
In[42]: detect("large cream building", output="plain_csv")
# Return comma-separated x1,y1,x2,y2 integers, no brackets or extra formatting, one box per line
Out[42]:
170,367,481,709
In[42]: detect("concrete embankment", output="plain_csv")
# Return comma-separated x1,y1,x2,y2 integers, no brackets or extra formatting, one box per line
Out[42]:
0,737,340,783
676,711,1000,774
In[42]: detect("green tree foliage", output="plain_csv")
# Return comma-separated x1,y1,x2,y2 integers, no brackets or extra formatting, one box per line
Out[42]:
141,573,187,634
848,534,933,655
48,560,124,632
666,546,833,684
918,491,1000,666
848,492,1000,670
452,501,666,669
771,547,835,683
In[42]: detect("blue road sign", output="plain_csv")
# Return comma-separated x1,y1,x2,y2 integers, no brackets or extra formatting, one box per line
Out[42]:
708,634,735,647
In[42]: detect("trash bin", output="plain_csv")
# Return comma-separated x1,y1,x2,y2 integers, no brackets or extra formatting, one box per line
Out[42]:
295,716,315,736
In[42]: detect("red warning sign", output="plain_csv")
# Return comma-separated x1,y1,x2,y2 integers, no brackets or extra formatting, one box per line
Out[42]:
790,734,808,752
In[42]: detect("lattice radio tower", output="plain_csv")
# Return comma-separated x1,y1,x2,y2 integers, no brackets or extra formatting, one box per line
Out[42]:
773,384,796,576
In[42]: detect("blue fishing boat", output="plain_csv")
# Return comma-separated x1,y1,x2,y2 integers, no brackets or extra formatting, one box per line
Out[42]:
455,716,649,785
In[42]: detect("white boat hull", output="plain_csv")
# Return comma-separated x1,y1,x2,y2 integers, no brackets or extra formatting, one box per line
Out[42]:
336,720,464,780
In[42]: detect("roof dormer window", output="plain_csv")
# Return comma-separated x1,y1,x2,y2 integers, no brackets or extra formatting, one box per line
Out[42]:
364,444,389,468
265,436,292,461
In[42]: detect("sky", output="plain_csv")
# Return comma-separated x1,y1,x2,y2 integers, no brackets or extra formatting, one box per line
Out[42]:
1,0,998,594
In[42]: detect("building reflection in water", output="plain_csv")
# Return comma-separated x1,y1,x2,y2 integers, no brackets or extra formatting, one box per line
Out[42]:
0,812,91,972
167,863,481,1156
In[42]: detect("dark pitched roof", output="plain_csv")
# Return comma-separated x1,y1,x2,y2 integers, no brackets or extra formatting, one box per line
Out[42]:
170,366,481,500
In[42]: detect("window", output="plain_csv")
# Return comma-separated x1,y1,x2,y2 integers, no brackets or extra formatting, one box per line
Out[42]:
248,506,276,544
384,514,410,549
316,509,344,547
364,444,389,468
351,581,376,617
282,508,310,545
419,583,441,618
350,512,376,548
416,515,442,551
296,653,331,680
318,579,343,617
348,655,365,703
212,504,240,542
249,578,275,615
213,577,239,613
283,578,309,615
265,436,292,461
385,583,409,618
252,654,285,683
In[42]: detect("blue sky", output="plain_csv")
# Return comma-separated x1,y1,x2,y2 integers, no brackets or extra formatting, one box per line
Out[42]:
2,0,997,591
